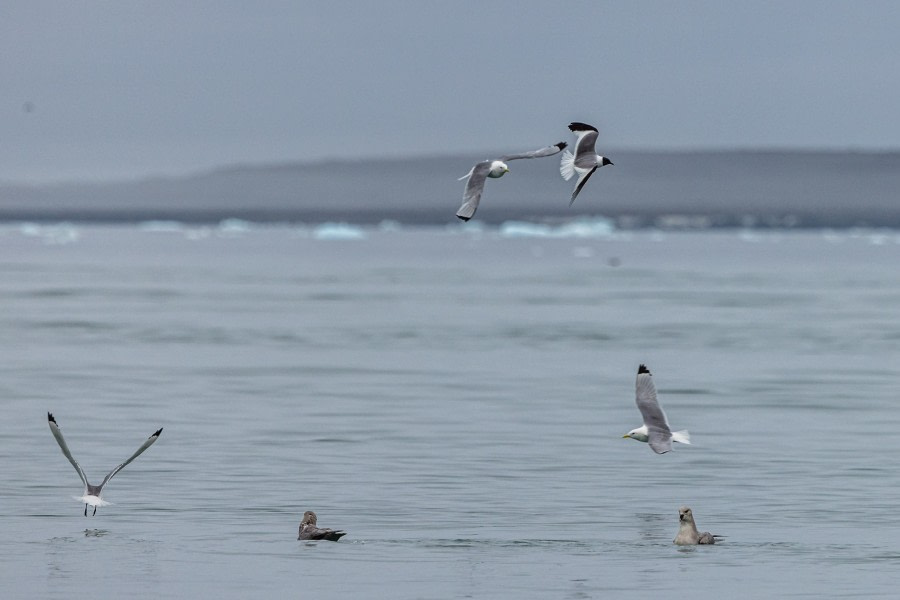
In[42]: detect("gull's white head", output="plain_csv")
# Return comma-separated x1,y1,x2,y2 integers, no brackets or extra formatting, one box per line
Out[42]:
623,424,649,442
488,160,509,178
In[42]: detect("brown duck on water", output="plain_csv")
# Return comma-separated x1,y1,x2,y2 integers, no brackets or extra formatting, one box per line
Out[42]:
298,511,347,541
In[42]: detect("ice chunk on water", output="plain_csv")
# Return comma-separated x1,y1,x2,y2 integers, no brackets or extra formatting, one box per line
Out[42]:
313,222,367,240
499,217,614,239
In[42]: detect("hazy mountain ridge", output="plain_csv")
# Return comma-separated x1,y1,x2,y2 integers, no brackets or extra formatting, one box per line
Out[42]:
2,150,899,227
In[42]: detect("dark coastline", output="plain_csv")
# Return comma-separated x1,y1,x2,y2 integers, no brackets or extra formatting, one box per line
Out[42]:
2,150,898,228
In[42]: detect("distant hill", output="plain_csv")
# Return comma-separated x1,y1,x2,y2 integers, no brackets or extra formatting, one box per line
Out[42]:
1,150,899,227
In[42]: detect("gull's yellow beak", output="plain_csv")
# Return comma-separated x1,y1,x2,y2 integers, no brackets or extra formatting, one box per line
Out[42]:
622,434,630,439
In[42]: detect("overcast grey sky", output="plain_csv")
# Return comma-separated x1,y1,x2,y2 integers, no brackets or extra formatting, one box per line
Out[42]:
3,1,899,182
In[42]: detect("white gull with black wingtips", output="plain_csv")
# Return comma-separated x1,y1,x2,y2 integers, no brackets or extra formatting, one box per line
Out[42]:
622,365,690,454
559,122,613,205
456,141,567,221
47,412,163,515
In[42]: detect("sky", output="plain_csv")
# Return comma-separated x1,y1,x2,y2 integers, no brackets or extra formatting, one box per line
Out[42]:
3,1,900,182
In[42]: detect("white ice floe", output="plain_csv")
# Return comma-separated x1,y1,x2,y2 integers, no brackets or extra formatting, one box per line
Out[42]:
313,222,367,240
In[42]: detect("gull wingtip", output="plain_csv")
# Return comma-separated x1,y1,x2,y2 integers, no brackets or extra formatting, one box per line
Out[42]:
568,122,598,133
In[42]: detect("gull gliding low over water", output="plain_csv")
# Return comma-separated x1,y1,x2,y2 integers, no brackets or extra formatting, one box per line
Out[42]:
623,364,691,454
47,412,163,515
559,122,613,205
456,142,567,221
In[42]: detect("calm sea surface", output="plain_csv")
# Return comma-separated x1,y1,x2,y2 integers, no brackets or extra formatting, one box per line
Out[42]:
2,223,899,598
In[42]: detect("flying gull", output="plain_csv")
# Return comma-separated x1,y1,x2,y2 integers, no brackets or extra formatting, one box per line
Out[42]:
298,510,347,541
622,364,691,454
47,412,163,515
559,122,613,205
674,506,718,545
456,142,567,221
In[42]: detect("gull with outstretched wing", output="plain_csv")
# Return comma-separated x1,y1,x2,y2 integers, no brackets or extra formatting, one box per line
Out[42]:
559,122,613,205
622,365,690,454
47,412,162,515
456,142,567,221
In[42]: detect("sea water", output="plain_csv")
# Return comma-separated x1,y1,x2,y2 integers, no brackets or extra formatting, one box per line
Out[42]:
1,223,899,598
